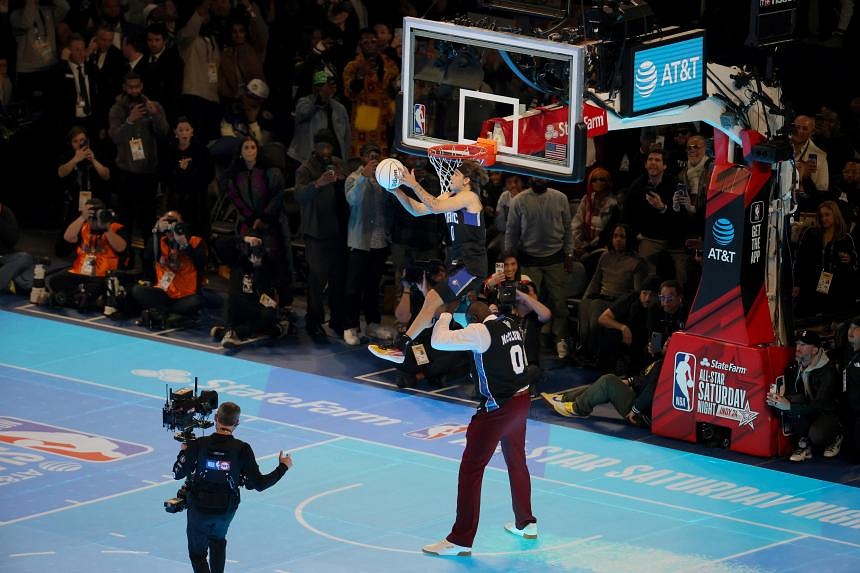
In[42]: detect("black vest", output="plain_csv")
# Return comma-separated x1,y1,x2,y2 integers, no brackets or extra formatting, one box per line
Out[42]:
191,435,243,513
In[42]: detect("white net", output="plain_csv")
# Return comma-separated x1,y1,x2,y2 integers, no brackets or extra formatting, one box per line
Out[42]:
427,144,488,195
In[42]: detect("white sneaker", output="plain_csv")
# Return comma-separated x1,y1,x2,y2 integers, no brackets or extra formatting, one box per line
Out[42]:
823,434,843,458
789,437,812,462
221,329,241,349
504,521,538,539
366,322,395,341
343,328,361,346
556,340,569,359
421,539,471,556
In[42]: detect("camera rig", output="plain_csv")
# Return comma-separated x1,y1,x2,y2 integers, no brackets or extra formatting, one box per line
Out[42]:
162,378,218,443
162,378,218,513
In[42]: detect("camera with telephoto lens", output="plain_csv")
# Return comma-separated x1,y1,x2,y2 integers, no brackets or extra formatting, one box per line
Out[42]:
91,208,115,226
497,280,529,313
168,222,190,236
402,259,443,287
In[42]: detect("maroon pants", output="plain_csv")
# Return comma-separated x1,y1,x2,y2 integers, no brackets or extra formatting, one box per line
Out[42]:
447,391,535,547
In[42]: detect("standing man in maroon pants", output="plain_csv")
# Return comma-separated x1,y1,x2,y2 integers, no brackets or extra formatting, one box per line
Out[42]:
422,301,537,557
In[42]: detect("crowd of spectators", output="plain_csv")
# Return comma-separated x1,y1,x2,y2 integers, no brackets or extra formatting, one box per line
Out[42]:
0,0,858,461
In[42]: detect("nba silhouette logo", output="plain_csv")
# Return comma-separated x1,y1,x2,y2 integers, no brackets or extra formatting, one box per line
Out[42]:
672,352,697,412
750,201,764,223
414,104,426,135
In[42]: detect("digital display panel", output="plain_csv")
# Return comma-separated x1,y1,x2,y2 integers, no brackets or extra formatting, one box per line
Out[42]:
623,30,707,117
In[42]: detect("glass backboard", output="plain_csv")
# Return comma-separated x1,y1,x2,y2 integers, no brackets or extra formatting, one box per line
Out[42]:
399,17,586,181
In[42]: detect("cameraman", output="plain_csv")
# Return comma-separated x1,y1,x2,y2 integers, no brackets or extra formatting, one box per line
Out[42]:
133,211,207,328
47,198,127,310
393,261,470,388
211,231,290,349
172,402,293,573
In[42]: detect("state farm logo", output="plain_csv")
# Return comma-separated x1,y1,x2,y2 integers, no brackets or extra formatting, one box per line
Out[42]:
635,60,658,97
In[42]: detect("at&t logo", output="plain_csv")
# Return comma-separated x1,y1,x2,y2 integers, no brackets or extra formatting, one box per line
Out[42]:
672,352,697,412
635,61,658,97
635,56,702,99
707,218,737,263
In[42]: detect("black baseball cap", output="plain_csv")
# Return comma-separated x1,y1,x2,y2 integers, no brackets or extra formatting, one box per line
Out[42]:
795,330,822,347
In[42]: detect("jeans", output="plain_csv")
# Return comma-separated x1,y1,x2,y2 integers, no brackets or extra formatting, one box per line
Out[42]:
187,506,236,573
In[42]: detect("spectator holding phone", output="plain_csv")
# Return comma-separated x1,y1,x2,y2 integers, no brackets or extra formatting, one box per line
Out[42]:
791,114,829,210
620,148,688,286
646,280,687,356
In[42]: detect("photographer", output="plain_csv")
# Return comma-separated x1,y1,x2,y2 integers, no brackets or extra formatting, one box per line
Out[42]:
108,71,168,241
211,231,290,349
484,253,551,390
393,261,470,388
172,402,292,573
47,198,127,310
56,127,111,255
133,211,207,328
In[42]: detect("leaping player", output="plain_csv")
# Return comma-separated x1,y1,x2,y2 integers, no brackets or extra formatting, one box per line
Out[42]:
369,160,488,363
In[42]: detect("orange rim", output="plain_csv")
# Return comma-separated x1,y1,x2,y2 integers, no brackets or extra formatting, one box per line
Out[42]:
427,143,491,165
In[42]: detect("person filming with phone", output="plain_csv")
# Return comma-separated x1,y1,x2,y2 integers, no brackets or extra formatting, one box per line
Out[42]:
621,148,688,287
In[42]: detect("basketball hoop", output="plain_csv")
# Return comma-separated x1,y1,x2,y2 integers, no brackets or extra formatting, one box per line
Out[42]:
427,139,496,195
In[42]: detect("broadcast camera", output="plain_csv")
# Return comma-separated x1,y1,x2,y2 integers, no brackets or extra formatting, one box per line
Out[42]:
162,378,218,443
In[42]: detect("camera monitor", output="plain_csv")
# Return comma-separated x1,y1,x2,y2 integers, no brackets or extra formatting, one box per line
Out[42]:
399,17,586,182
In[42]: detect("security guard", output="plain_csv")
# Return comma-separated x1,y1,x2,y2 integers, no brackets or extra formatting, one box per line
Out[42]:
172,402,292,573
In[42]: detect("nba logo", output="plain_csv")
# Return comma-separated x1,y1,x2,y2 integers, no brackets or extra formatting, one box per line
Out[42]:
750,201,764,223
405,423,468,440
414,104,426,135
672,352,697,412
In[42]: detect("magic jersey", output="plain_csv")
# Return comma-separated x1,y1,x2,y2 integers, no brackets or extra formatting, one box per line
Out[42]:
473,315,528,411
444,206,486,277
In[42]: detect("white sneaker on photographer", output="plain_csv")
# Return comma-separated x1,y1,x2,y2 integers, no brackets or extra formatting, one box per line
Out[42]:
366,323,395,341
343,328,361,346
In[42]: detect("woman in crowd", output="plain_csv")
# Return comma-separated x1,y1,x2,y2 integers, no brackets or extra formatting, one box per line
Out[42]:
793,200,859,318
572,167,620,270
221,135,291,305
161,117,215,237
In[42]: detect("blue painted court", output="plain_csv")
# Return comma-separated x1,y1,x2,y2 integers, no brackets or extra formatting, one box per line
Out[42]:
1,309,859,572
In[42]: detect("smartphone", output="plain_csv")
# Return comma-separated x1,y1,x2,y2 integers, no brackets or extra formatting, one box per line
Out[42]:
807,153,817,168
495,262,504,274
650,332,664,351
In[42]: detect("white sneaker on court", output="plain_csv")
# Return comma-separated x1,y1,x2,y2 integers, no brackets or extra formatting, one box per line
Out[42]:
343,327,361,346
421,539,471,556
504,521,538,539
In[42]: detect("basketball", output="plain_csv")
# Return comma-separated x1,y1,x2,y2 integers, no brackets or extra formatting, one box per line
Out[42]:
375,158,407,190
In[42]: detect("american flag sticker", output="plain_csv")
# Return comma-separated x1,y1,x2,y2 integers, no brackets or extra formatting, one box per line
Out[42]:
545,142,567,161
413,103,426,136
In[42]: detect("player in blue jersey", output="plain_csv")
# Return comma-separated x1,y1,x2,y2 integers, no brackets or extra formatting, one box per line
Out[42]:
370,160,488,363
